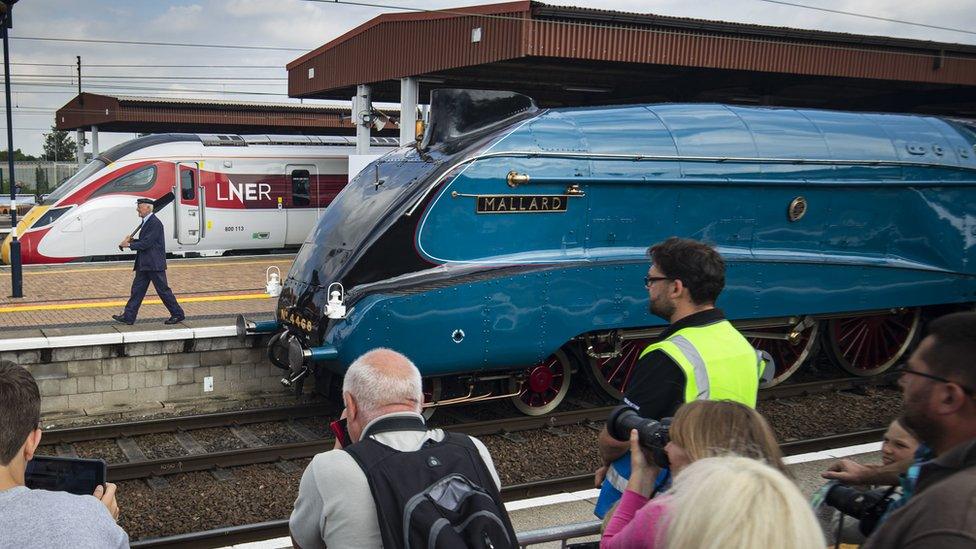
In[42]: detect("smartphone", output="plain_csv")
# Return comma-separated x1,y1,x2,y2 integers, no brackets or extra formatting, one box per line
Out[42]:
330,418,351,448
25,455,107,496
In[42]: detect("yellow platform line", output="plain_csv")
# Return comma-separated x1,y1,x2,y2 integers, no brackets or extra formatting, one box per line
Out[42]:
0,293,271,313
16,259,294,276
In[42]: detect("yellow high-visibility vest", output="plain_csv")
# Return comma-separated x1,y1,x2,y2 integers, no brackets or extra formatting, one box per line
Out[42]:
639,319,764,407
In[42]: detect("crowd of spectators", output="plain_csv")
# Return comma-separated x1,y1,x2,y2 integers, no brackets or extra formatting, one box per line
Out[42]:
601,400,816,548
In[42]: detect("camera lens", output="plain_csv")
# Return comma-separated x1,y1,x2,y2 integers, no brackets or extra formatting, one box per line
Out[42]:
606,405,672,468
825,484,892,536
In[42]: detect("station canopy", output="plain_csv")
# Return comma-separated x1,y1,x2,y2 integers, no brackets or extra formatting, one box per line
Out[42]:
55,92,399,135
287,0,976,116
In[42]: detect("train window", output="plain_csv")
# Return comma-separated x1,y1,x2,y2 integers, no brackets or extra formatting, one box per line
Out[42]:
87,165,157,200
180,169,195,200
292,170,310,207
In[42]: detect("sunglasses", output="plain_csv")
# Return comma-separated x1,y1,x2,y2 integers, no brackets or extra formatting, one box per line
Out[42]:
897,365,976,396
644,275,672,287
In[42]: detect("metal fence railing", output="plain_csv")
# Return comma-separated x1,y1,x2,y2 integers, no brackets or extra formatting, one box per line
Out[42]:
0,161,79,194
517,520,602,548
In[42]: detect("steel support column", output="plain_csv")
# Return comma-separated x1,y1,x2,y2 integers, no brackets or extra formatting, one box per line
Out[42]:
91,124,98,156
76,129,84,169
355,84,371,155
399,77,418,146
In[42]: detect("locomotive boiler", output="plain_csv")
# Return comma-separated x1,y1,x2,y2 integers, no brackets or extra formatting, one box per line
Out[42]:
240,89,976,415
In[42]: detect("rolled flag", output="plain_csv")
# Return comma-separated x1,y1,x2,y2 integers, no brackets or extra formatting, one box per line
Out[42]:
118,193,175,251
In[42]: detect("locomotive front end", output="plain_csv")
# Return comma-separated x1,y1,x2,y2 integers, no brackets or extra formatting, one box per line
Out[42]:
249,145,445,388
241,90,543,394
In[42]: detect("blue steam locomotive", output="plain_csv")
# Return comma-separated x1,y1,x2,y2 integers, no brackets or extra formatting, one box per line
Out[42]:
240,90,976,415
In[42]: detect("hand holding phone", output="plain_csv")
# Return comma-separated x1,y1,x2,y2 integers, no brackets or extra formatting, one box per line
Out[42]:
94,483,120,521
330,417,351,448
25,456,106,496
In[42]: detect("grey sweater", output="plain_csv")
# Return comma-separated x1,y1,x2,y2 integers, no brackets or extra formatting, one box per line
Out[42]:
0,486,129,549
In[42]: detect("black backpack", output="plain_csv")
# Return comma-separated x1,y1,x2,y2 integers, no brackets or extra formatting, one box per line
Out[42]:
344,416,518,549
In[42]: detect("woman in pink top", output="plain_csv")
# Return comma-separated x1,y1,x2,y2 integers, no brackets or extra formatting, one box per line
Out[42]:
601,400,789,549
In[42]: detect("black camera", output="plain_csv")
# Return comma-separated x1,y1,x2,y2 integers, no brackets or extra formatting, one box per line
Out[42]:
607,405,671,468
825,484,896,536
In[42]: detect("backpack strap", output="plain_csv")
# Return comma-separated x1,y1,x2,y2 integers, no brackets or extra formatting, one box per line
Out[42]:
344,415,430,473
441,433,502,497
344,437,391,474
362,415,428,438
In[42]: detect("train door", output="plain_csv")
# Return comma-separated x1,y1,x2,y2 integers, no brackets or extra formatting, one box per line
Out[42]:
284,163,318,245
173,162,202,245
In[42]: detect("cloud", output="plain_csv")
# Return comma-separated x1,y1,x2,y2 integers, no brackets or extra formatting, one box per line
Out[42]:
3,0,975,155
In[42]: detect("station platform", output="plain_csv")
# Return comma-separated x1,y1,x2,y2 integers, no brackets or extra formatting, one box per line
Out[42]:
0,254,292,331
0,254,306,421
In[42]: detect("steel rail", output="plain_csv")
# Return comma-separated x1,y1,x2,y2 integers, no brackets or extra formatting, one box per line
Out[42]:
108,407,616,481
106,374,893,482
44,370,895,444
49,373,896,482
780,427,888,455
42,402,337,445
759,372,899,401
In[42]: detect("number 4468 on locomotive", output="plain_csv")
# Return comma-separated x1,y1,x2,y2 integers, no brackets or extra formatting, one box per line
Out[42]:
240,89,976,416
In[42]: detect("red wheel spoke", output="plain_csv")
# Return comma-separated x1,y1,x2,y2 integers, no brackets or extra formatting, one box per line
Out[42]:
841,323,869,358
514,351,571,415
829,310,918,375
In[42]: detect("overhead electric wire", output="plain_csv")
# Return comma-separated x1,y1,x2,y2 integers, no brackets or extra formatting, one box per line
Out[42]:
12,63,283,69
10,35,309,52
755,0,976,36
0,80,289,96
295,0,976,61
8,1,973,67
305,0,976,39
13,73,286,81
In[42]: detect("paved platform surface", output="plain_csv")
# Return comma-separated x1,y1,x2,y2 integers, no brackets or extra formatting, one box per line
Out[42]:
0,255,292,331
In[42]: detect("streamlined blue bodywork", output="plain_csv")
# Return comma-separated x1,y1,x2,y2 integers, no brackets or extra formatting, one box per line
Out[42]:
278,100,976,378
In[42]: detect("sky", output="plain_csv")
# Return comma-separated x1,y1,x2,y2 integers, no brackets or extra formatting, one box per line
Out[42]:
5,0,976,156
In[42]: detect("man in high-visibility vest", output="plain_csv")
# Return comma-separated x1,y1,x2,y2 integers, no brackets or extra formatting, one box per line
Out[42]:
593,237,771,518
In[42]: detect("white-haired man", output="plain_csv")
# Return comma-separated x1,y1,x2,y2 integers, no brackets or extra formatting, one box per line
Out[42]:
289,348,512,549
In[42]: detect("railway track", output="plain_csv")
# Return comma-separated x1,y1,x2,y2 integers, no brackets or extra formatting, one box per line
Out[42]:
129,427,886,549
108,407,614,482
758,372,898,401
41,373,898,484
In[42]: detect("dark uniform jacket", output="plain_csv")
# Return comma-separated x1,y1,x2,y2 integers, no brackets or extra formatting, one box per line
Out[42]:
129,214,167,271
863,437,976,549
622,308,727,420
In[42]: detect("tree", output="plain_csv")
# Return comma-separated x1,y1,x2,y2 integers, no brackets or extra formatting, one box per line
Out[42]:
35,166,48,194
42,126,86,162
0,149,38,161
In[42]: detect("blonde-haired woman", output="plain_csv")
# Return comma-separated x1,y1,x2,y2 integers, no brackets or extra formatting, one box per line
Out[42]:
601,400,792,548
663,456,825,549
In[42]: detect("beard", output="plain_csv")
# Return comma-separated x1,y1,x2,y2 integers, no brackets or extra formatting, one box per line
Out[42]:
900,387,941,447
901,411,941,448
649,295,675,321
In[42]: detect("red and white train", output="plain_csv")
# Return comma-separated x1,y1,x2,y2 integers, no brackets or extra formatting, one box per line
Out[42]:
1,133,397,264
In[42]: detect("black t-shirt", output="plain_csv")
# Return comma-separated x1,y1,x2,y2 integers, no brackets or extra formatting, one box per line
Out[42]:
622,308,727,420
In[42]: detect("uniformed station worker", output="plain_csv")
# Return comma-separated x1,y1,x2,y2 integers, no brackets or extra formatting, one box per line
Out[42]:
113,197,185,326
594,237,771,518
